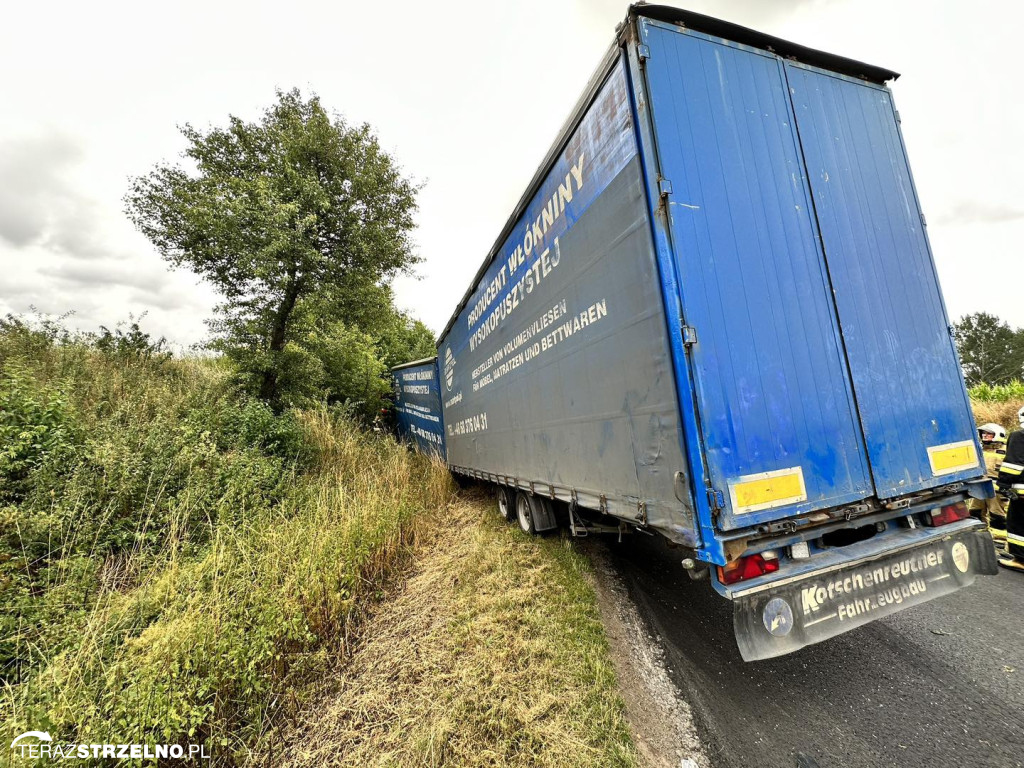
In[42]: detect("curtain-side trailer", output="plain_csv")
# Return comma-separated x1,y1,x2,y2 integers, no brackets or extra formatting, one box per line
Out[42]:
390,357,446,457
394,5,998,660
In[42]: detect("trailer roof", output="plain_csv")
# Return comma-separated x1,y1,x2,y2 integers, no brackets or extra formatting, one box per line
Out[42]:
436,4,899,343
390,356,437,372
637,5,899,84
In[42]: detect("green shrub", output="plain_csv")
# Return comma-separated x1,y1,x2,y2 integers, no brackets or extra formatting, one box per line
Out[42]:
0,326,454,765
969,379,1024,403
0,364,79,502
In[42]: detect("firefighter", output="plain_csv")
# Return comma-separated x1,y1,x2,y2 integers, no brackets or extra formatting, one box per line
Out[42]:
997,406,1024,571
969,422,1008,530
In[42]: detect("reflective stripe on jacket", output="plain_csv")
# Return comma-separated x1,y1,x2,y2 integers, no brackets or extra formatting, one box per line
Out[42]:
997,431,1024,486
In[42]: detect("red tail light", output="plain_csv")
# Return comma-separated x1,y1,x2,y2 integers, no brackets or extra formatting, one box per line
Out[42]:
718,551,780,585
925,502,969,527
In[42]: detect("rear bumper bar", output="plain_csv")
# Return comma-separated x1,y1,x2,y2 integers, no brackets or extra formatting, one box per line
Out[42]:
733,528,998,661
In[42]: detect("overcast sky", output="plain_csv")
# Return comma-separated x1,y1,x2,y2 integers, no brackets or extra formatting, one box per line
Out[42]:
1,0,1021,349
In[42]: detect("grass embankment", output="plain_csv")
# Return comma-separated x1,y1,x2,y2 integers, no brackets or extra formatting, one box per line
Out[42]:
275,494,637,768
0,326,637,767
0,327,453,762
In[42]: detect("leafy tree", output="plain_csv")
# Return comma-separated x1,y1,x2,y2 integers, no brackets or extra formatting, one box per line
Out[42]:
375,308,436,370
268,288,434,419
125,88,419,408
953,312,1024,386
310,321,392,418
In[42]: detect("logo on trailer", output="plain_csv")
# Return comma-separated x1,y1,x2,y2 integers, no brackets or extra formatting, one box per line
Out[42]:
443,347,456,392
951,541,969,573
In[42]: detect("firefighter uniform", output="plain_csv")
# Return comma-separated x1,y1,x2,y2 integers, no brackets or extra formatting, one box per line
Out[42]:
997,428,1024,567
969,440,1007,528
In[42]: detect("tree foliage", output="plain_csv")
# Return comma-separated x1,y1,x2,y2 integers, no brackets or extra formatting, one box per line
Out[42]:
125,89,423,410
953,312,1024,387
375,305,437,370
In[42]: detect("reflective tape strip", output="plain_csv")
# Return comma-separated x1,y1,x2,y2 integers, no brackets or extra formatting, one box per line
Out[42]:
1001,462,1024,475
927,440,979,476
729,466,807,514
1007,532,1024,546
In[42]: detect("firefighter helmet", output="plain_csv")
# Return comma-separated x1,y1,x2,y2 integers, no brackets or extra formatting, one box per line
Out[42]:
979,423,1007,443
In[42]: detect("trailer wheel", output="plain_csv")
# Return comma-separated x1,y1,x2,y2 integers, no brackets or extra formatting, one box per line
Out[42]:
515,492,536,535
496,486,515,522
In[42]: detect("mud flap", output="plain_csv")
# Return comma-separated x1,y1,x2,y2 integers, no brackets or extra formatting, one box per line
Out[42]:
528,495,559,533
733,529,998,661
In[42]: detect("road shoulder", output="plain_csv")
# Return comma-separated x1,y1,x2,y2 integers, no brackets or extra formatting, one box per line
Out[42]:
584,540,709,768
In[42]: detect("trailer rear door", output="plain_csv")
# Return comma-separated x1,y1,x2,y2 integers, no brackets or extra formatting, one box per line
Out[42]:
639,21,874,530
784,63,980,498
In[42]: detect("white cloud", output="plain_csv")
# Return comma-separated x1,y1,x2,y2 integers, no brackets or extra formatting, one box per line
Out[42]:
1,0,1022,349
936,202,1024,227
0,132,84,249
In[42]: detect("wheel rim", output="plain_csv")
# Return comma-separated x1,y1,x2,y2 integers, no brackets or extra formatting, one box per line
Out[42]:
516,495,532,532
498,490,509,518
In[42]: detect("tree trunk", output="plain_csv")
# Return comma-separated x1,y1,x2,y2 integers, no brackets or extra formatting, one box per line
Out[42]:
260,272,303,405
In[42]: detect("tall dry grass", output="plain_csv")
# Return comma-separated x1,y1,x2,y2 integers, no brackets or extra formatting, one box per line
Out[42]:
275,496,638,768
971,399,1024,431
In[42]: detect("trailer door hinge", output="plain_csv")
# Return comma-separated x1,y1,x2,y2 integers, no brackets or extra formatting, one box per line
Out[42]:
658,178,673,197
682,325,697,347
637,44,651,61
919,211,927,227
894,109,901,124
707,488,725,512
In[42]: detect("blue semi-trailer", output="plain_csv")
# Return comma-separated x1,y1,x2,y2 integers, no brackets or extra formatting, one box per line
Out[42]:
393,4,998,660
390,357,445,457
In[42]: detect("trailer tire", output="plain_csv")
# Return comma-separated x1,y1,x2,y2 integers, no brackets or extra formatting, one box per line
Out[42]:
496,486,515,522
515,492,537,535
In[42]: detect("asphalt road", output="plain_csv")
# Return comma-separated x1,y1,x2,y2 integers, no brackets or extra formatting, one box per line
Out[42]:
593,534,1024,768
